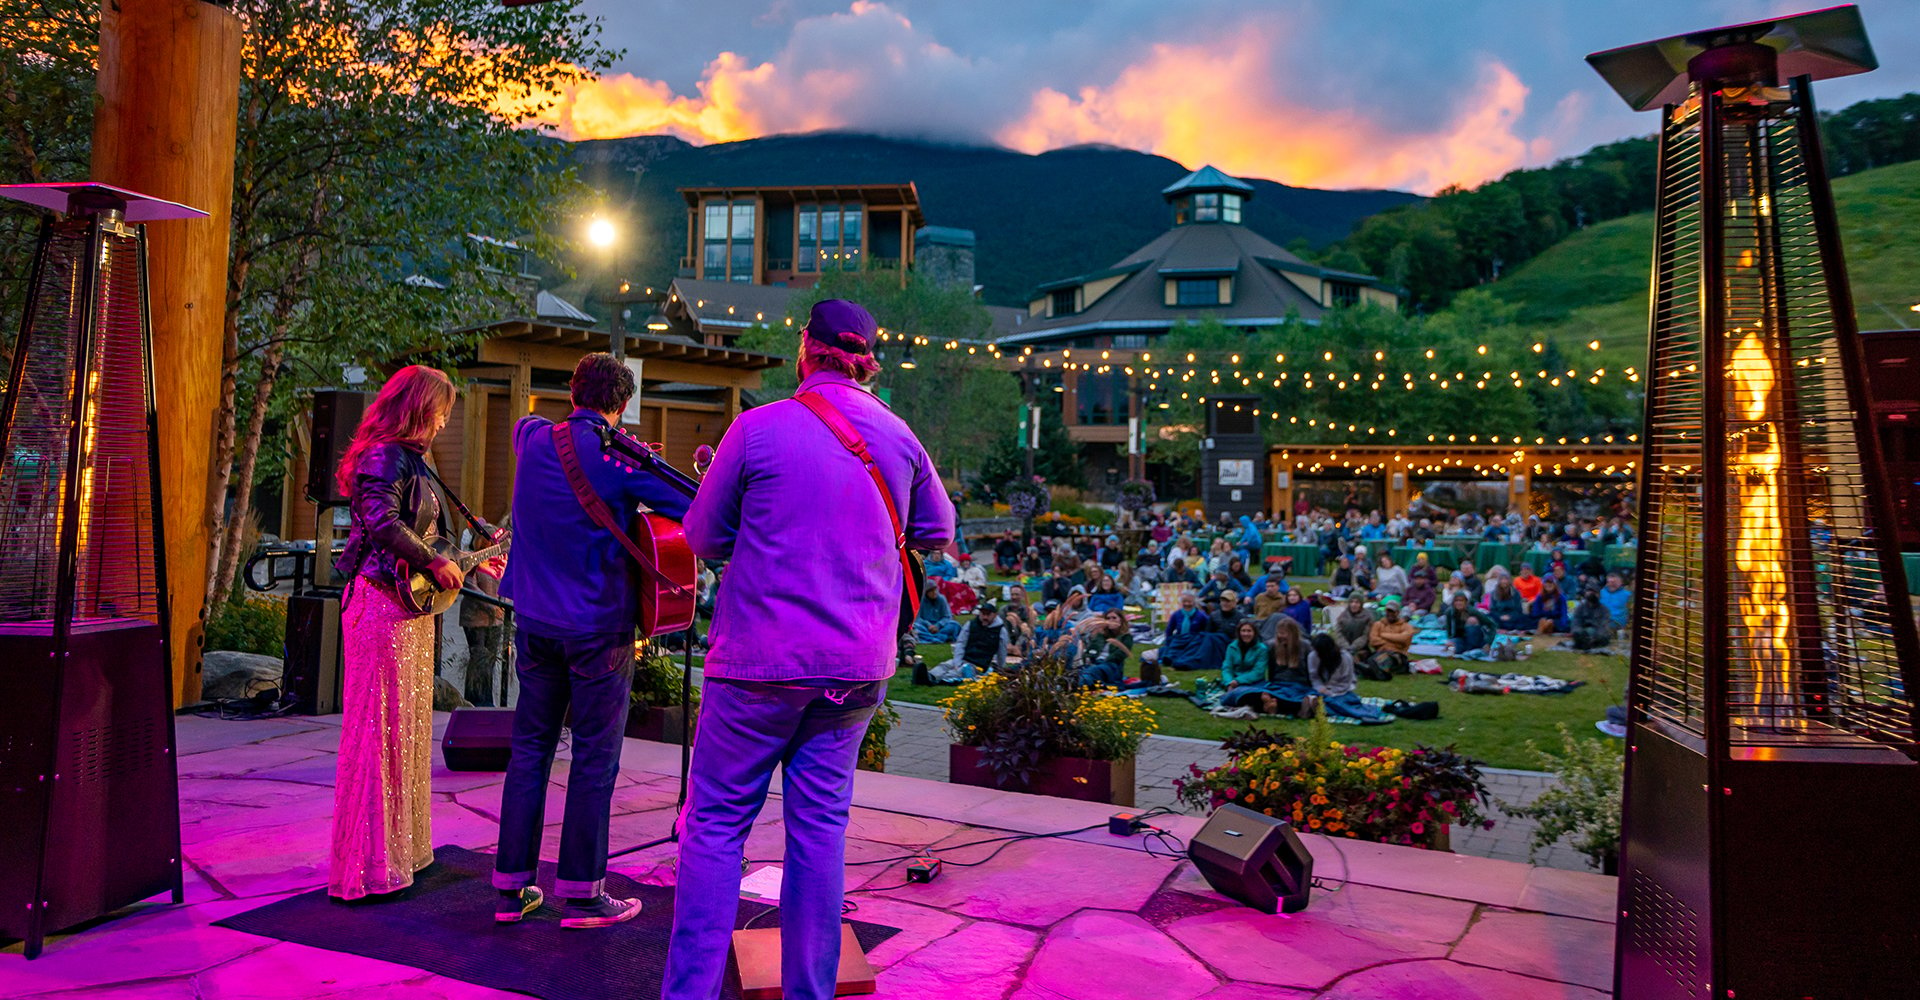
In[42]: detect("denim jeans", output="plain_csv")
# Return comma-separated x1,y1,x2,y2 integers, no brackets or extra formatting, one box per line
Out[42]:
662,678,884,1000
492,627,635,899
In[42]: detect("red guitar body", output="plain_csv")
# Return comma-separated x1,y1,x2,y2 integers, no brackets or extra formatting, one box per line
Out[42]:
632,509,697,637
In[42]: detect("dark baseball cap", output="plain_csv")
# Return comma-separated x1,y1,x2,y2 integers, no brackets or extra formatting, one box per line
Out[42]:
801,299,878,354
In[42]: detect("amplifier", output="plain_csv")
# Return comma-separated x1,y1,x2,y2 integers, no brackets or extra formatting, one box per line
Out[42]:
284,591,343,715
442,708,516,771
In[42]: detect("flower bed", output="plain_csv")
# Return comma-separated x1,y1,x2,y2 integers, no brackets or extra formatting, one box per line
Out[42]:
941,660,1157,795
1175,716,1495,848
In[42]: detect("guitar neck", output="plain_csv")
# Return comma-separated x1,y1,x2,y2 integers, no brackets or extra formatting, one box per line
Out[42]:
598,426,701,500
456,543,507,572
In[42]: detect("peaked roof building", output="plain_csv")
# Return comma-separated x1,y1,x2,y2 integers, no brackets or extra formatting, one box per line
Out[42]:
1003,165,1400,348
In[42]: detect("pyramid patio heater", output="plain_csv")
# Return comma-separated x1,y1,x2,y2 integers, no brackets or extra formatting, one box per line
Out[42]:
1589,6,1920,999
0,182,203,957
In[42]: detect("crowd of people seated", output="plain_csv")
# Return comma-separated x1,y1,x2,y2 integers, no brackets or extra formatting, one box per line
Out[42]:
913,503,1636,719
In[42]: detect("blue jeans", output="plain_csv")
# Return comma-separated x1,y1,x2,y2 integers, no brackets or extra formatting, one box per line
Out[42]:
662,678,884,1000
492,628,634,899
1455,624,1488,654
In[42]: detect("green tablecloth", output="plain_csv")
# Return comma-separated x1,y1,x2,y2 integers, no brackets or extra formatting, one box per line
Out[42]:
1906,552,1920,596
1523,549,1559,575
1263,542,1325,574
1605,546,1638,571
1475,541,1522,571
1391,546,1458,571
1434,535,1482,556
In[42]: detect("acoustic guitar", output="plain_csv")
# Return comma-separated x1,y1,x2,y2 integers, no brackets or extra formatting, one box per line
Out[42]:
397,532,511,616
593,425,701,637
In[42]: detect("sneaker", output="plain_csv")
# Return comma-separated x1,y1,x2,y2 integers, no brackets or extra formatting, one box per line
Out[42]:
559,894,643,929
496,886,543,923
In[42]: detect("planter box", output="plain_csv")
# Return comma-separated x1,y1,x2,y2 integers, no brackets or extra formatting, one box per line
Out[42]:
626,703,691,743
948,743,1135,807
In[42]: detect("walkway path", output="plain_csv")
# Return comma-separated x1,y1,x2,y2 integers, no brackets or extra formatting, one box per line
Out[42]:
883,702,1597,873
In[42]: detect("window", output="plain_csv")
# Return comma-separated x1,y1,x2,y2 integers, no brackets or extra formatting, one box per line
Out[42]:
797,206,818,271
840,206,862,270
1050,288,1078,317
702,199,756,281
1076,372,1128,426
1328,280,1360,307
1174,278,1220,306
1222,193,1243,223
1193,192,1220,222
1112,334,1150,349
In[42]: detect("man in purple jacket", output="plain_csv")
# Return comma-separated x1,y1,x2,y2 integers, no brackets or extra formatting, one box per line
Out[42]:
662,300,955,1000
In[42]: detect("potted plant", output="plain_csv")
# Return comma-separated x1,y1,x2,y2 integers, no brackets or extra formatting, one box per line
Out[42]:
940,658,1156,806
858,701,901,772
1004,476,1050,548
627,644,700,743
1502,724,1624,873
1174,711,1495,850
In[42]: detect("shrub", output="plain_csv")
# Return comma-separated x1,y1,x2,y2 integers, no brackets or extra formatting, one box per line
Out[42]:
940,659,1157,788
1502,723,1623,869
631,644,700,712
1174,713,1493,848
204,594,287,657
859,701,901,772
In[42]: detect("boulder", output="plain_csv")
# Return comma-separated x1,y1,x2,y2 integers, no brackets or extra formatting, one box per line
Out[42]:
433,675,472,712
201,651,284,702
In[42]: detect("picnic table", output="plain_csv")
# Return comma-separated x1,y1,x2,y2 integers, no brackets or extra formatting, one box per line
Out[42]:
1475,541,1522,571
1391,545,1458,571
1605,546,1638,572
1433,535,1482,557
1262,542,1325,575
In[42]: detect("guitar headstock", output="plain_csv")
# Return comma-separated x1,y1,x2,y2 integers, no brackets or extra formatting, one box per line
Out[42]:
596,424,665,474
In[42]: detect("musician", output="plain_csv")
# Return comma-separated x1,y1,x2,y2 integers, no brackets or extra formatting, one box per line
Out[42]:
663,300,956,999
491,353,691,927
329,364,462,901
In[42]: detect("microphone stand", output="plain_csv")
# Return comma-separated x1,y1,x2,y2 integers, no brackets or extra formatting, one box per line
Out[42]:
606,619,697,860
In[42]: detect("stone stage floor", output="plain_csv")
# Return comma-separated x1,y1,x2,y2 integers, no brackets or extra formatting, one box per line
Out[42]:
0,714,1617,999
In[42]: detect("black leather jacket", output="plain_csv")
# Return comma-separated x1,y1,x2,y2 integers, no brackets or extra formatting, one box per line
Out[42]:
338,443,442,586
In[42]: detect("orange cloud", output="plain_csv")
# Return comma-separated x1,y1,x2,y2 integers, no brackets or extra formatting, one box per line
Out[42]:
510,4,1555,194
997,28,1549,193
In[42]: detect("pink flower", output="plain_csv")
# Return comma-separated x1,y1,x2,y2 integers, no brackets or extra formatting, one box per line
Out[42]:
1224,788,1238,799
1411,822,1425,834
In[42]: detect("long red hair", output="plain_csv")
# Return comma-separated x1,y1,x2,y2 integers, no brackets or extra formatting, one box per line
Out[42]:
335,365,455,498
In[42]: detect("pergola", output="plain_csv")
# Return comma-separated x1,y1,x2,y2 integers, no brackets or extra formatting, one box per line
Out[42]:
1268,442,1641,518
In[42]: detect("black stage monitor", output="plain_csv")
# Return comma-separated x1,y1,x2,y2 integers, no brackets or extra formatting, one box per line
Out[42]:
1189,803,1314,914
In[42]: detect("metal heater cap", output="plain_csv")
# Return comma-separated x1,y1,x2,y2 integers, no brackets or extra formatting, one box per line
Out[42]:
1586,4,1877,112
0,182,208,221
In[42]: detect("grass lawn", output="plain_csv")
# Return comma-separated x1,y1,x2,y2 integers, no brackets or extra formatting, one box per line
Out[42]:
894,572,1628,771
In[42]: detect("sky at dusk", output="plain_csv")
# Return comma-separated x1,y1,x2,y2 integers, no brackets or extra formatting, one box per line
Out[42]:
537,1,1920,195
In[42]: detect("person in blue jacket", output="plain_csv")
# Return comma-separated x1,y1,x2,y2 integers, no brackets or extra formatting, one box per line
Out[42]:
1159,591,1226,670
1235,515,1264,569
1086,572,1126,613
1529,578,1570,633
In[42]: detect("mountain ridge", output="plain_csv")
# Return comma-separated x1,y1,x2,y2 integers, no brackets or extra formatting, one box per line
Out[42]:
562,131,1422,306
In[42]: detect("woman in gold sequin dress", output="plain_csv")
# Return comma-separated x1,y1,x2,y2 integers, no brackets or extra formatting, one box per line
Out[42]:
327,365,463,901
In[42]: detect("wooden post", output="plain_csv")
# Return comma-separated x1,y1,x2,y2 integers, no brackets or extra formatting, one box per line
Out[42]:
506,353,531,489
898,209,909,287
91,0,241,706
461,387,488,519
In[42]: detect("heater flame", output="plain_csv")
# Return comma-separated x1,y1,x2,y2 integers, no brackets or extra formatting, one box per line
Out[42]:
1730,331,1792,721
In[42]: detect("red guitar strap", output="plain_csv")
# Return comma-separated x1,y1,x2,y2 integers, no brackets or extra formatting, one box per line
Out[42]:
551,422,693,600
791,390,921,620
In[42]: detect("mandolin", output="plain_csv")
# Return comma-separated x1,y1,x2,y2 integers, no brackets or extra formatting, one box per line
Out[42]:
592,424,701,637
397,531,511,616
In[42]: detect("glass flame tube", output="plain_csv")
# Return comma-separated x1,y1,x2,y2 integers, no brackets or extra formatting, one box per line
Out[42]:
1729,329,1792,724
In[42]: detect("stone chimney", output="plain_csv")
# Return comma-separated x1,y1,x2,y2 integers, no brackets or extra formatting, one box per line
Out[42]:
914,226,976,292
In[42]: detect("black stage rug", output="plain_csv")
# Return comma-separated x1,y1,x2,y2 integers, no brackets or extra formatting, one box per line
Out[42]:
215,846,899,1000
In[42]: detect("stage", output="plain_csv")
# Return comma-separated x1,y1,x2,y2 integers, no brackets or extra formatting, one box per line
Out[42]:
0,714,1616,999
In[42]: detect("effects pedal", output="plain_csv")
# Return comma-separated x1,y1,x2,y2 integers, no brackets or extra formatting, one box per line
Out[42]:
906,856,942,883
1109,811,1146,836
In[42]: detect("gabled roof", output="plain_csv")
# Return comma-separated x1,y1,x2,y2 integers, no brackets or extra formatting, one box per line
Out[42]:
536,289,595,324
1005,223,1356,346
668,279,799,329
1161,165,1256,198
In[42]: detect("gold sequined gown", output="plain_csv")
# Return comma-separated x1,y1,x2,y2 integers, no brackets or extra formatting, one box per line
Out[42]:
328,578,436,899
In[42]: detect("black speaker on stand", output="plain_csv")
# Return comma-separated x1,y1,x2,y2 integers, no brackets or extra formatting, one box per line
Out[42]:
1189,803,1315,914
283,591,343,715
307,390,367,506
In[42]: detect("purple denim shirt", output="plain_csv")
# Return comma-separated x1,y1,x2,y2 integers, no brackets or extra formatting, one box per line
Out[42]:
686,370,956,682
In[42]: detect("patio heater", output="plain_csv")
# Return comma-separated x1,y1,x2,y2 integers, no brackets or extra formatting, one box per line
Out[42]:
0,182,202,957
1589,7,1920,998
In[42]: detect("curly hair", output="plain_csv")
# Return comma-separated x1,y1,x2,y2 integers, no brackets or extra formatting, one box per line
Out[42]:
571,352,635,412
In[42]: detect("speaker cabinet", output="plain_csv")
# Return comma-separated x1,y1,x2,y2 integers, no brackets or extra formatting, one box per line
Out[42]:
1189,803,1314,914
442,707,516,771
284,592,343,715
306,390,368,506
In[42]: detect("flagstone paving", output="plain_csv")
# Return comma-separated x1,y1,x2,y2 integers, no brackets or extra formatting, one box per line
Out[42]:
0,713,1617,1000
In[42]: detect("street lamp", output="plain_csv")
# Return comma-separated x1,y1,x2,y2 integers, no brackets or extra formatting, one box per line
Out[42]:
587,217,616,248
899,346,918,370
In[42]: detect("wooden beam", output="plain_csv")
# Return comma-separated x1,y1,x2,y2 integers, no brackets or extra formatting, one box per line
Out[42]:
461,387,488,522
507,350,531,492
478,338,767,388
92,0,242,706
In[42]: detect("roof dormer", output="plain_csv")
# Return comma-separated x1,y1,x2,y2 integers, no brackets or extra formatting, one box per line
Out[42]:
1162,165,1254,226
